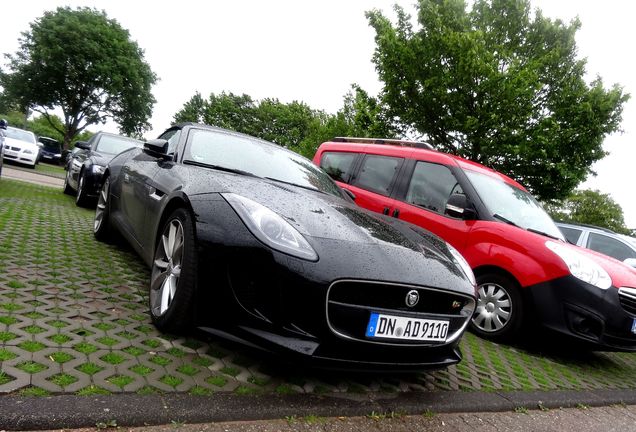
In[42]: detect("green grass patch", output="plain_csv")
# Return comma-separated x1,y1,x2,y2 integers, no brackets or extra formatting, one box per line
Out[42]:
0,303,23,312
76,363,104,376
96,336,119,347
48,334,72,344
192,356,214,368
50,352,74,363
123,346,145,356
16,361,47,374
166,347,186,358
24,312,46,319
159,375,183,387
205,375,227,387
19,386,51,397
7,280,26,289
46,320,70,328
0,316,18,325
93,322,116,331
100,353,126,365
148,355,171,366
189,385,213,396
142,339,161,349
0,348,17,361
0,371,14,385
18,341,46,352
0,331,17,342
107,375,135,388
73,342,98,354
48,373,78,387
129,364,154,376
22,325,46,334
176,365,199,376
136,386,160,395
76,385,111,396
235,385,261,395
220,366,240,377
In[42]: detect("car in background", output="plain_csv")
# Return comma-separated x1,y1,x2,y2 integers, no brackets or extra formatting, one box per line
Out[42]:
1,126,39,168
557,222,636,268
92,123,477,370
37,137,63,165
314,137,636,351
64,132,142,207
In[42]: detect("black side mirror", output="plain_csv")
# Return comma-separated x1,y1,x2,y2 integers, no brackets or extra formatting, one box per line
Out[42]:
143,139,169,157
342,188,356,202
445,193,476,219
75,141,90,150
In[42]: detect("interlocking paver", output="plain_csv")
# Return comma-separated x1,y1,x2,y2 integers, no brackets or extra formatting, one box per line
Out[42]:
3,178,636,398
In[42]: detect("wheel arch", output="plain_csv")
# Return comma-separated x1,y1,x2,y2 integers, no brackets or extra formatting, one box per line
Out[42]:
155,194,197,251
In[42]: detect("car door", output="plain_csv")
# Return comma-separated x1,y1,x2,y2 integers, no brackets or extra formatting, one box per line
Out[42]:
391,160,474,251
347,153,405,216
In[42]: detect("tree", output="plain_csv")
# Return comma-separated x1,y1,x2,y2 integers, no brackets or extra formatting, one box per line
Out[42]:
545,189,630,234
2,7,157,149
366,0,629,200
172,85,398,158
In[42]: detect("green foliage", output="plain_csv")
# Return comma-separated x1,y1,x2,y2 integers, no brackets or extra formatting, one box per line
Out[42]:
366,0,629,200
545,189,630,233
3,7,157,148
172,85,397,159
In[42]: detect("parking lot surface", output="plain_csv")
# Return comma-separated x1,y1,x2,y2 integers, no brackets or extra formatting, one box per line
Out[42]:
2,178,636,399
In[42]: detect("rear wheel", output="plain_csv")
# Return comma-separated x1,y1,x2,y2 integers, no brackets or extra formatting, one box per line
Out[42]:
470,273,524,342
75,170,90,207
149,208,197,333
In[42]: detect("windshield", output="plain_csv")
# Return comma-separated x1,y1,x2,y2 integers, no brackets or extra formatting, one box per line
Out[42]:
5,127,36,144
96,135,141,155
184,129,342,196
465,170,564,240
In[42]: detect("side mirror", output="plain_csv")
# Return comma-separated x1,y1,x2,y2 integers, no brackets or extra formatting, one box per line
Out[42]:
445,194,476,220
342,188,356,202
143,139,169,157
75,141,90,150
624,258,636,269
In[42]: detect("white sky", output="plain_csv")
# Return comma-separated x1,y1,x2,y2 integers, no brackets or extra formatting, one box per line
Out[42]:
3,1,636,226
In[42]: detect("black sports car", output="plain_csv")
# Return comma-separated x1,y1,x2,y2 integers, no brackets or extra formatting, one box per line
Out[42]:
64,132,142,207
93,123,477,370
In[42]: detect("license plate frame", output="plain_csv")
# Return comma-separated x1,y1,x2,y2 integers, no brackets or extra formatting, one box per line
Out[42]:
366,312,449,342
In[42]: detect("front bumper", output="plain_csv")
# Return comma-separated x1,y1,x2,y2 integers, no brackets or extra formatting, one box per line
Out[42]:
527,275,636,351
2,147,37,166
191,197,476,371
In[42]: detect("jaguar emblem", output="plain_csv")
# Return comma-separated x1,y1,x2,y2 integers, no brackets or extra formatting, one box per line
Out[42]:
405,290,419,308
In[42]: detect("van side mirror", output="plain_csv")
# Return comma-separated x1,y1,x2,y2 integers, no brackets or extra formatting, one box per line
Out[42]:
445,194,476,220
143,139,169,157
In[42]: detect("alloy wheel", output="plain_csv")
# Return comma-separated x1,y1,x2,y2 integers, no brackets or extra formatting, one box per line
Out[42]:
150,219,184,317
94,177,109,233
472,282,512,333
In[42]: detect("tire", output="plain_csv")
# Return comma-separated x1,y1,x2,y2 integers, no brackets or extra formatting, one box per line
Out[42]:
75,170,91,207
94,176,113,242
63,169,74,195
470,272,524,342
149,208,197,334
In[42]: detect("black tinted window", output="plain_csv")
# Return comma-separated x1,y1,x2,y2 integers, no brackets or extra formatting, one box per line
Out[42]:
159,129,182,154
320,152,357,183
559,227,583,244
587,233,636,261
406,162,462,214
354,155,402,196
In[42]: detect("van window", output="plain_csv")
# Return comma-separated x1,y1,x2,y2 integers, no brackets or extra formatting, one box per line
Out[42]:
406,161,462,214
587,232,636,261
353,155,402,196
559,227,583,244
320,152,357,183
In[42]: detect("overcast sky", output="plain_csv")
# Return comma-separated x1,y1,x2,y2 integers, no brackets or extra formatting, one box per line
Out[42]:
3,1,636,226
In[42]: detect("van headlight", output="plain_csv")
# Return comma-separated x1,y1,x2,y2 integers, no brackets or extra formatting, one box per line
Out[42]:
546,241,612,289
223,193,318,261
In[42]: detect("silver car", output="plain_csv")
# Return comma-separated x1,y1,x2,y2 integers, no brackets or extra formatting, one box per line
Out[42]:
556,222,636,268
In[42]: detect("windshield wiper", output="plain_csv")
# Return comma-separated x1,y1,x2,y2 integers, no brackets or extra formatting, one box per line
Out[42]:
494,213,562,240
526,227,562,240
493,213,518,227
183,160,259,178
263,177,324,194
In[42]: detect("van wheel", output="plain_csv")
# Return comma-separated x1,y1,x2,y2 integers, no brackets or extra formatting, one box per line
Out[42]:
470,273,523,342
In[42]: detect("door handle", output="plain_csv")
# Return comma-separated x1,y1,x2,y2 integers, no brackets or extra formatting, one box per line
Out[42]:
382,207,390,215
392,209,400,218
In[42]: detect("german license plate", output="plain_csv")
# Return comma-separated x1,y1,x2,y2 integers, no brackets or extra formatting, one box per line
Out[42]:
366,313,449,342
5,150,17,157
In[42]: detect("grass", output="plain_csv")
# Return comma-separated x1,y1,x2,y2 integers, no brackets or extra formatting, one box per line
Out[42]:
3,178,636,398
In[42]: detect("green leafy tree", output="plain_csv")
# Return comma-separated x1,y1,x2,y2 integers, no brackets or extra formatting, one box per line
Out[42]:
366,0,628,200
2,7,157,148
545,189,630,234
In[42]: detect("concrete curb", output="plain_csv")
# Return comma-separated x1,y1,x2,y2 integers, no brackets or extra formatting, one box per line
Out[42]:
2,166,64,187
2,389,636,430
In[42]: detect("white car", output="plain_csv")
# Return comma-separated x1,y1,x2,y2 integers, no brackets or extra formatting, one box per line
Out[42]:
2,126,39,168
556,222,636,268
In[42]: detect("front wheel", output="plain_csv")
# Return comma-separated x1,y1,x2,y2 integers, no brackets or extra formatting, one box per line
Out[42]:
63,169,74,195
149,208,197,334
75,171,90,207
470,273,524,342
94,176,112,242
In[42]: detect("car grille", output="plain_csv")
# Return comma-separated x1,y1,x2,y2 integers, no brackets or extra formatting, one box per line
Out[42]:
618,287,636,315
326,280,474,346
9,146,20,151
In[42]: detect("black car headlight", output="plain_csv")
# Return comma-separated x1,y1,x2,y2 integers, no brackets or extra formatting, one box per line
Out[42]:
222,193,318,261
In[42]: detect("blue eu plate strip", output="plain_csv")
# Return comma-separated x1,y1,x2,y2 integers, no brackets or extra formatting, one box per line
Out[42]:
366,313,379,337
632,319,636,334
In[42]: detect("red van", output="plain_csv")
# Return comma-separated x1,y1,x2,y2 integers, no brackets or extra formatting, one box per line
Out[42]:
314,137,636,350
